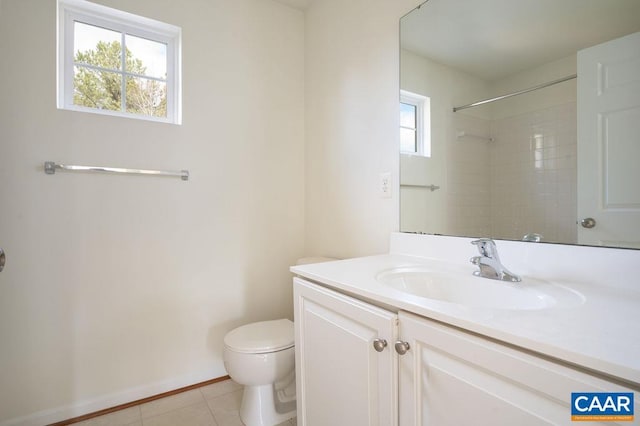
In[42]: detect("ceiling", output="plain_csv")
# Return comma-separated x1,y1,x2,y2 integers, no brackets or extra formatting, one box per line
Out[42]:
401,0,640,81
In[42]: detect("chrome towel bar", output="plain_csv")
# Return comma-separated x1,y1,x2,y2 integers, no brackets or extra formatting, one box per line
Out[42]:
44,161,189,181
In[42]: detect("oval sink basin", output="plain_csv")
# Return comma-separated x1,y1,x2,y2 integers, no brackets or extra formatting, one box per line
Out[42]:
376,266,584,310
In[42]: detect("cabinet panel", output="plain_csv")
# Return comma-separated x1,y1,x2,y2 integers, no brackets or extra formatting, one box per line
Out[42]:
294,278,398,426
398,311,639,426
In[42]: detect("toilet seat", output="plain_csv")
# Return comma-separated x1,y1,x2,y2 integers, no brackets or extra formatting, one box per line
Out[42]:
224,319,294,354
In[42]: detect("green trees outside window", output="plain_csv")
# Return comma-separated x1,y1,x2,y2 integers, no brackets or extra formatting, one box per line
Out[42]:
74,41,167,118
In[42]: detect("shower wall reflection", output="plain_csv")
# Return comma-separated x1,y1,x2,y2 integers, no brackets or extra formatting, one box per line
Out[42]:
490,102,577,243
400,50,577,243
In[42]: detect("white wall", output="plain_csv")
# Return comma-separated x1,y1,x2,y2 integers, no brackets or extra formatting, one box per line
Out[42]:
0,0,304,423
303,0,421,258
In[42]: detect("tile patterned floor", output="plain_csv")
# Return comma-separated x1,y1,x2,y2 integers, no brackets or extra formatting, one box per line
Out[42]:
74,380,296,426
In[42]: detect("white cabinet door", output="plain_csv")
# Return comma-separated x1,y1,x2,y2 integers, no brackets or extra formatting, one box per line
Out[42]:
577,31,640,248
398,311,639,426
294,278,398,426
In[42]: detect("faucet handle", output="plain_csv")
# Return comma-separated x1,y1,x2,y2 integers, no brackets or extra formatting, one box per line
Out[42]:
471,238,498,258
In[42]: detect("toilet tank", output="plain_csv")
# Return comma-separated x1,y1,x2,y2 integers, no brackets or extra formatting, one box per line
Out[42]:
296,257,337,265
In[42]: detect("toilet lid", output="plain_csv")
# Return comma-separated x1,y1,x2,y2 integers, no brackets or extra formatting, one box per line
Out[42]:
224,319,294,354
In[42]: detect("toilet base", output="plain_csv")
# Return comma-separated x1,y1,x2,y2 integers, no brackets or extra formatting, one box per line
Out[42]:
239,383,296,426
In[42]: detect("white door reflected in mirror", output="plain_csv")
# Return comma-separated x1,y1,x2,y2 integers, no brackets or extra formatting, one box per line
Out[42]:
577,32,640,248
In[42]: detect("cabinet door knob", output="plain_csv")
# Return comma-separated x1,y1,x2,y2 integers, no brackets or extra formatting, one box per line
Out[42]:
395,341,410,355
372,338,388,352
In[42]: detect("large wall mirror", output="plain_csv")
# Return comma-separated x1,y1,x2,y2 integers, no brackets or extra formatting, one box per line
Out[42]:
400,0,640,249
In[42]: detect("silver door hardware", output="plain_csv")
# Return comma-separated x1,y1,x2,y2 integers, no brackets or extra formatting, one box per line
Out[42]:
372,339,388,352
580,218,596,229
0,248,5,272
395,341,410,355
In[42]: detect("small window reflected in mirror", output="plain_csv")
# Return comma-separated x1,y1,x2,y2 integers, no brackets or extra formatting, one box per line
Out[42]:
400,90,431,157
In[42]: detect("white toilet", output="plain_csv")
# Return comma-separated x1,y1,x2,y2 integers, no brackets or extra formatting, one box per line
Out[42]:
223,257,335,426
223,319,296,426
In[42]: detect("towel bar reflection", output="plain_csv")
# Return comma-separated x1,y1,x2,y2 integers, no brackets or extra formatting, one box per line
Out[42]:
401,184,440,192
44,161,189,181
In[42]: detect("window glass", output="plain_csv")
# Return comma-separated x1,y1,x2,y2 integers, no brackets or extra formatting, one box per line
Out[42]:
400,103,416,128
73,66,122,111
400,101,418,153
74,22,121,70
125,34,167,79
126,76,167,117
400,127,417,153
400,91,431,156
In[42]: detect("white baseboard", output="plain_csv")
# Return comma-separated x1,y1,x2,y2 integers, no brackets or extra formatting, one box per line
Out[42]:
0,369,227,426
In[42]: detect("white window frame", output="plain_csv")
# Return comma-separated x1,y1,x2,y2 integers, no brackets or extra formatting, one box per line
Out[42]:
400,90,431,157
57,0,182,124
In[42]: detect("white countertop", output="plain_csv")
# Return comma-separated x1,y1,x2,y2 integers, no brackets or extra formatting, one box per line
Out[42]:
291,251,640,386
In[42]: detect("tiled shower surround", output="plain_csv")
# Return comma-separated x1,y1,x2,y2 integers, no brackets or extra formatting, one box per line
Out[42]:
450,102,577,244
489,102,577,243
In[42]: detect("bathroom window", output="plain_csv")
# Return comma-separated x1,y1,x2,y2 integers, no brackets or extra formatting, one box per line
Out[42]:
57,0,182,124
400,90,431,157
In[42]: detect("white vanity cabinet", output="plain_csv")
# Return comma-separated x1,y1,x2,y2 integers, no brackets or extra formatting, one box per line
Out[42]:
398,311,638,425
293,277,398,426
294,278,639,426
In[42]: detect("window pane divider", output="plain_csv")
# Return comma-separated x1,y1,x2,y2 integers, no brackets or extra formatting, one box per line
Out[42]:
120,32,126,113
73,62,167,83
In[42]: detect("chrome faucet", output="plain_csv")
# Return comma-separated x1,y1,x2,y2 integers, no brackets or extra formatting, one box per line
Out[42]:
470,239,521,282
522,233,543,242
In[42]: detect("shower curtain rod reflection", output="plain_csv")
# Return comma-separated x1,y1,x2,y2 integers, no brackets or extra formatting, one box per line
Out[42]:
452,74,577,112
44,161,189,181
